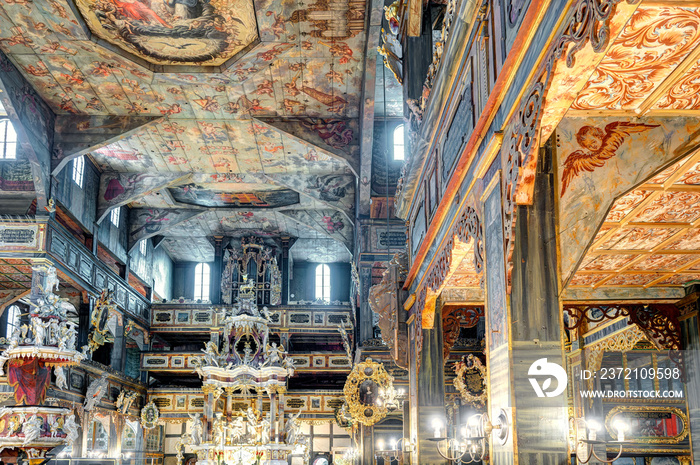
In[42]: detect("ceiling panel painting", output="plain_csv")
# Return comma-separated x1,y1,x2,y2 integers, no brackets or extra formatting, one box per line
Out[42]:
168,185,300,208
566,148,700,290
557,117,700,284
74,0,258,67
572,6,700,111
0,0,370,264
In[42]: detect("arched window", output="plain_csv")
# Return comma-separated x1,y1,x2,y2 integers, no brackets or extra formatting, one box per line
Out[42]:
0,119,17,160
72,156,85,187
194,263,210,301
315,264,331,302
87,420,108,451
393,124,404,161
122,423,137,451
139,240,147,256
5,304,20,338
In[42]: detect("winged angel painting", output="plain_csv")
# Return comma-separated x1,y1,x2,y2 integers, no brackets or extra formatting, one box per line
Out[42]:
76,0,257,65
560,122,659,196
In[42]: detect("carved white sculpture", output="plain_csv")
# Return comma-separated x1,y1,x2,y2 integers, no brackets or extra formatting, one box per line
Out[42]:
188,413,203,446
63,414,79,446
262,342,284,367
22,414,43,445
84,373,109,411
54,366,68,390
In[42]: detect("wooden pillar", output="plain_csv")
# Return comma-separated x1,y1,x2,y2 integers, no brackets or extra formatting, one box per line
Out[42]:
281,237,292,305
211,236,224,305
483,141,568,464
409,304,447,465
360,424,374,465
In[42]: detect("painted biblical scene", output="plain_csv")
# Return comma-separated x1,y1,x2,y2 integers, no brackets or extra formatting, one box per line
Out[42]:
75,0,258,66
169,185,300,208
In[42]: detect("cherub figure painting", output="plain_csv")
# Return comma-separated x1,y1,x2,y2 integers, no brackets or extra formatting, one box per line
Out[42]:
560,122,659,196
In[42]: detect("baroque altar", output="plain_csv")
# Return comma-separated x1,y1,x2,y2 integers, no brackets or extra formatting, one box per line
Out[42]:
184,276,306,465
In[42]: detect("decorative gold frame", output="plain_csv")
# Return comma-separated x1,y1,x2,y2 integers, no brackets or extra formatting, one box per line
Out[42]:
141,401,160,430
343,358,393,426
87,289,116,354
605,406,688,445
453,354,487,407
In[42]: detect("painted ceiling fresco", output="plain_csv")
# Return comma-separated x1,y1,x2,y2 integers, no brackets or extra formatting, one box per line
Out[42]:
563,133,700,290
570,6,700,113
0,0,368,262
75,0,258,66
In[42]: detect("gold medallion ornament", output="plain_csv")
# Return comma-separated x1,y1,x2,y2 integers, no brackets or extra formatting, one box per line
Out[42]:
343,358,393,426
453,354,487,407
141,401,160,430
87,289,116,354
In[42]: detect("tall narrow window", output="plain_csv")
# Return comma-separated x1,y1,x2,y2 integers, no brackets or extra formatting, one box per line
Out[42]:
5,304,19,338
315,264,331,302
72,156,85,187
194,263,210,301
110,208,120,227
0,119,17,160
393,124,404,161
139,240,147,256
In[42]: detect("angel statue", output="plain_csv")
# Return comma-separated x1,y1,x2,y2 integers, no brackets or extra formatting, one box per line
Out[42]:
283,356,295,377
284,410,302,445
262,342,285,367
201,341,220,367
212,414,224,444
54,366,68,390
63,414,79,445
260,415,270,444
31,318,49,346
246,407,261,441
84,373,109,411
188,413,203,446
242,342,254,365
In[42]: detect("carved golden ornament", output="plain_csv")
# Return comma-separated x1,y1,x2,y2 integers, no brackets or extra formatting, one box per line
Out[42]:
605,406,688,445
343,358,393,426
86,289,116,354
586,325,648,373
140,401,160,430
453,354,487,407
223,387,237,396
201,384,223,399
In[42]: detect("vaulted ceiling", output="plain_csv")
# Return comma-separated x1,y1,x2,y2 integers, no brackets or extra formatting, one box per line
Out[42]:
0,0,368,262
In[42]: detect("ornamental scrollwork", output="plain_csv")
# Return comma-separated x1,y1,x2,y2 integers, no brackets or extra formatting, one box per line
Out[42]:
453,354,487,407
502,0,641,279
424,205,484,293
563,304,681,352
141,401,160,430
342,358,394,427
443,307,484,360
87,289,115,354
